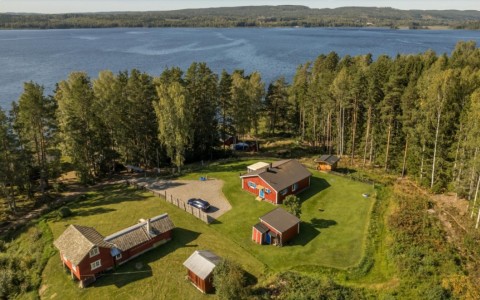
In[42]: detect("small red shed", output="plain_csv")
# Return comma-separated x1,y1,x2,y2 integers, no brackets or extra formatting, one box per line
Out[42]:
241,159,311,204
53,213,174,287
183,250,222,294
252,207,300,246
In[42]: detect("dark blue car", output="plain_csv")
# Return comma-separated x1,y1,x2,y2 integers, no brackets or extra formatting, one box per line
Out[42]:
187,198,210,211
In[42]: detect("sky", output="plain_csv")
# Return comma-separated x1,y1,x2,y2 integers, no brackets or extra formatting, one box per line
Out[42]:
1,0,479,14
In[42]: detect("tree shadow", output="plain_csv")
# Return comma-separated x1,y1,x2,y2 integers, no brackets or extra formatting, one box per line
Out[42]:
147,181,185,191
335,167,357,174
92,227,200,288
310,218,337,229
73,207,117,217
244,270,258,286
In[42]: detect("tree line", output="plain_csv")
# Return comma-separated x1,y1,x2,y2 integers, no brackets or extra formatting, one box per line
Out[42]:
1,6,479,29
1,41,480,224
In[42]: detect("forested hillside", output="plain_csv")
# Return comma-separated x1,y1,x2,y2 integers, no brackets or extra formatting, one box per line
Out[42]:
1,6,479,29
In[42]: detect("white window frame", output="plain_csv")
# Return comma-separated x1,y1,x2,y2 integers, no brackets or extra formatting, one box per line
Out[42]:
292,183,298,192
115,253,122,260
265,188,271,194
248,181,256,188
280,188,288,196
89,246,100,258
90,259,102,271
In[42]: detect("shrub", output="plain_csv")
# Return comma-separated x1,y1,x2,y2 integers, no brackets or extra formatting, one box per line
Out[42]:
57,206,72,219
213,259,249,300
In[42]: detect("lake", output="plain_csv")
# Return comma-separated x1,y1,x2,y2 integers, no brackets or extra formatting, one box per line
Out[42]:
1,27,480,109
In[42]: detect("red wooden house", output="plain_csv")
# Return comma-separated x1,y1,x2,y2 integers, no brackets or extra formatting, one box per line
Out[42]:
252,207,300,246
53,213,174,287
183,250,222,293
240,160,311,204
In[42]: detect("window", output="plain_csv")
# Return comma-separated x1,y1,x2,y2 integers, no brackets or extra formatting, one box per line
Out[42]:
248,181,256,188
115,253,122,260
292,183,298,192
89,246,100,258
265,189,271,194
90,259,102,271
280,189,288,196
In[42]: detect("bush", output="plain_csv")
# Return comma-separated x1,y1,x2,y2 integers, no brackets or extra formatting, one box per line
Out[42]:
57,206,72,219
213,259,249,300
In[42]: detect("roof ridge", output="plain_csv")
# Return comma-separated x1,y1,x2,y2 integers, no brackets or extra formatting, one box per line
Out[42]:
104,213,169,241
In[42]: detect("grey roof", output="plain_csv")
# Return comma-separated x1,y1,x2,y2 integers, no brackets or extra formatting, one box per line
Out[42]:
183,250,222,280
105,214,175,251
54,214,174,264
260,207,300,233
240,160,311,192
253,222,269,234
53,225,110,266
315,155,340,165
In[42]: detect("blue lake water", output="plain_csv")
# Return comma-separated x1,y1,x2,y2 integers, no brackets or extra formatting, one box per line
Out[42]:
1,27,480,108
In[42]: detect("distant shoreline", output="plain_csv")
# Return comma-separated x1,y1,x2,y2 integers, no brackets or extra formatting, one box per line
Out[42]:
1,6,479,30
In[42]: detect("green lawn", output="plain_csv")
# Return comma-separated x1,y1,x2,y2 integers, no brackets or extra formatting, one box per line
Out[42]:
40,159,375,299
40,184,265,300
184,160,375,271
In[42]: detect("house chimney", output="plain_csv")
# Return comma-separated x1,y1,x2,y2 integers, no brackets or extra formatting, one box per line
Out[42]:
269,163,272,169
146,218,151,234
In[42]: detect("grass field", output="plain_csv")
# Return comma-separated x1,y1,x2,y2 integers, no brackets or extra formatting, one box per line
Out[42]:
184,160,375,271
40,159,375,299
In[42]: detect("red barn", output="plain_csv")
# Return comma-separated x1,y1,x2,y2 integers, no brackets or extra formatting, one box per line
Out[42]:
183,250,222,294
252,207,300,246
240,160,311,204
53,213,174,287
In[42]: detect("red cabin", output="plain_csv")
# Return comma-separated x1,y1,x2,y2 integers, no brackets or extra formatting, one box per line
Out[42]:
53,213,174,287
252,207,300,246
183,250,222,294
241,160,311,204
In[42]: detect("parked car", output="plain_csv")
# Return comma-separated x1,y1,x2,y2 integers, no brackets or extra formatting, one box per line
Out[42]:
187,198,210,211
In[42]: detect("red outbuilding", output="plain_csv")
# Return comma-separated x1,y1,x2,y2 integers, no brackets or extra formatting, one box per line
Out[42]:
53,213,174,287
240,159,311,204
252,207,300,246
183,250,222,294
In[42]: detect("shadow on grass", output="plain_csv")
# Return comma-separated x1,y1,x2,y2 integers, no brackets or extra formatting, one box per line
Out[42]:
73,207,117,217
298,177,331,202
335,167,357,174
92,227,200,288
310,218,337,229
289,221,319,246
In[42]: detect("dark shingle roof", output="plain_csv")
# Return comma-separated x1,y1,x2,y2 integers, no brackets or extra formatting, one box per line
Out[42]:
260,207,300,233
315,155,340,165
241,160,311,192
253,222,269,234
105,214,174,251
183,250,222,280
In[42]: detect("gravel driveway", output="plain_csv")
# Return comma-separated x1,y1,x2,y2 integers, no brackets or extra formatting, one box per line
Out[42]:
130,178,232,220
